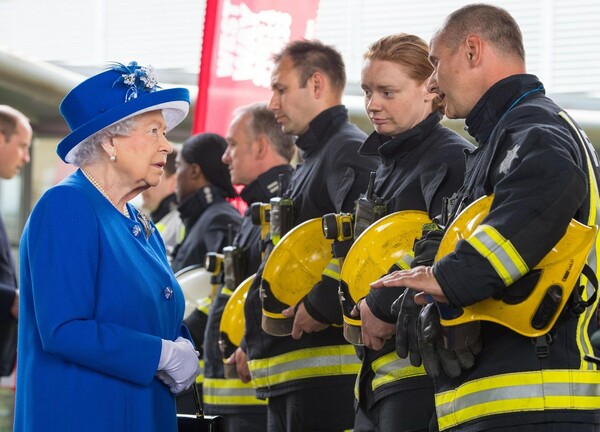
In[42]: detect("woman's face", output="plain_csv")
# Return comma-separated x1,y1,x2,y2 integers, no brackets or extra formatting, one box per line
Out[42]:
174,151,197,204
361,59,434,137
116,110,172,189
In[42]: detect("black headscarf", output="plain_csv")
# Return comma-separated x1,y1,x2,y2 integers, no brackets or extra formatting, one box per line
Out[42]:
181,132,237,198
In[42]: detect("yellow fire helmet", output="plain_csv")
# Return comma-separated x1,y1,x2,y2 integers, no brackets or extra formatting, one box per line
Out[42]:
261,218,334,336
174,264,214,319
219,274,254,379
435,194,598,337
340,211,431,345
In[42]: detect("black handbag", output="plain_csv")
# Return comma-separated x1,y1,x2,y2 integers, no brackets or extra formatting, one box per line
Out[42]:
177,383,225,432
0,315,17,377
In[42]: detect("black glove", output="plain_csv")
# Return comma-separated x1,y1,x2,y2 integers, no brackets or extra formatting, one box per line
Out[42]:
412,226,445,267
390,225,445,366
391,288,422,367
390,225,445,365
417,303,482,378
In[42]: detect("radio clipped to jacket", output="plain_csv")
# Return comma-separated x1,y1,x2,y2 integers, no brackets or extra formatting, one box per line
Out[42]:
353,171,387,239
269,174,294,246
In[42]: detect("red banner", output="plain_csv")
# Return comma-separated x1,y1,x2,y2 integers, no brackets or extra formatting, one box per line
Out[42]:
193,0,320,136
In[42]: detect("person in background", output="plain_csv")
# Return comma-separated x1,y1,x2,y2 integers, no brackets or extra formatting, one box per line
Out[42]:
353,33,473,432
0,105,32,375
170,132,242,414
244,39,378,432
372,4,600,431
170,133,241,274
202,102,295,432
141,148,183,260
15,61,200,431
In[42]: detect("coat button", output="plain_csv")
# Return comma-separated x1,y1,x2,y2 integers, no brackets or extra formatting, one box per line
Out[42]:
164,287,173,299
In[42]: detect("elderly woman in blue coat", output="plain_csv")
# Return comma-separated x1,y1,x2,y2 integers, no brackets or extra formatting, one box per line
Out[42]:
15,62,201,431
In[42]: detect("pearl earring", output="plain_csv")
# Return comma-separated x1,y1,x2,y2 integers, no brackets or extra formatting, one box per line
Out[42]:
110,153,116,162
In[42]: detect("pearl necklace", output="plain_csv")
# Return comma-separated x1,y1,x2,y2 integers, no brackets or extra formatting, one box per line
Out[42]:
81,169,130,218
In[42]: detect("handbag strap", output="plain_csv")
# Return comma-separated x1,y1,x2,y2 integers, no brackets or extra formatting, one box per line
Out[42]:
192,383,204,418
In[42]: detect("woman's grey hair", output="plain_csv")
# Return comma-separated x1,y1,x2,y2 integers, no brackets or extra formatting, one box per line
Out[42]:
70,116,137,166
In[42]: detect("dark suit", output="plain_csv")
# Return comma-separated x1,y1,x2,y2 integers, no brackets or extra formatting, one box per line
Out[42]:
0,214,17,323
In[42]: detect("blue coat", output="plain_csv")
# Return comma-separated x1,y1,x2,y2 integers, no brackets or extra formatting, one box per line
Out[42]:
15,170,187,431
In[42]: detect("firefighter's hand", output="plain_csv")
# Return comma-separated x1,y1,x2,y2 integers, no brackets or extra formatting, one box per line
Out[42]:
282,302,328,340
370,266,448,304
226,347,251,383
352,300,395,351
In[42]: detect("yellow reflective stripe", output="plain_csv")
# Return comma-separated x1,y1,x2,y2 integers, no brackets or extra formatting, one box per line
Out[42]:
155,222,167,233
558,111,600,368
322,258,341,281
221,287,234,296
579,151,600,366
248,345,360,388
196,296,212,315
577,270,599,371
436,369,600,431
466,224,529,285
558,113,600,218
202,378,267,406
581,149,600,364
577,207,600,370
195,359,205,384
370,351,427,390
395,253,414,271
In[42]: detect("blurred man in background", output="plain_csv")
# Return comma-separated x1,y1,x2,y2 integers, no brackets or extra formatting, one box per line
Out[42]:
0,105,32,334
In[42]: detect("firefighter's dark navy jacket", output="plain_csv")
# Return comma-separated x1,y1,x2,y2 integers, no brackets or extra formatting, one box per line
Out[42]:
150,192,177,223
245,105,378,399
235,165,293,275
432,74,600,431
359,111,474,410
203,165,293,415
170,184,242,274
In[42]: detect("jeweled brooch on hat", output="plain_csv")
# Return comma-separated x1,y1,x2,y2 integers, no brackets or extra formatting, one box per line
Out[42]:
110,61,160,102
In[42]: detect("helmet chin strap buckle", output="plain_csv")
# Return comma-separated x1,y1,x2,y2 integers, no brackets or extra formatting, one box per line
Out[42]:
532,333,553,360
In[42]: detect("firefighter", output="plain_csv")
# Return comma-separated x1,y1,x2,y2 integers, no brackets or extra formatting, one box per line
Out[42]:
352,34,474,432
170,132,241,274
201,102,295,432
372,4,600,431
171,132,242,414
243,40,378,432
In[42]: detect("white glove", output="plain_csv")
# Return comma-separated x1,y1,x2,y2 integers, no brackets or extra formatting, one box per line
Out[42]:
156,336,201,394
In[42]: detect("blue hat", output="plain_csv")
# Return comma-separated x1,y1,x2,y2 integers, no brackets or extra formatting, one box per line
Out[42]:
57,61,190,163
